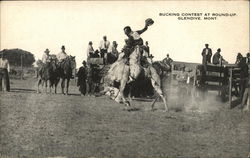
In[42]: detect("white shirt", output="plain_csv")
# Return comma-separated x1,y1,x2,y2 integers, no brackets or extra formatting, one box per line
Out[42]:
0,58,10,72
129,31,141,40
87,45,94,56
99,40,110,50
42,53,50,63
57,51,68,62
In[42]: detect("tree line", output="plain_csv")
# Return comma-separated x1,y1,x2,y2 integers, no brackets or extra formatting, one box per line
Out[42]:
0,49,35,67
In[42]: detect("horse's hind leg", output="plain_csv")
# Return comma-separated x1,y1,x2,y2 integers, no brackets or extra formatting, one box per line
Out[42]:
150,78,168,112
37,78,42,93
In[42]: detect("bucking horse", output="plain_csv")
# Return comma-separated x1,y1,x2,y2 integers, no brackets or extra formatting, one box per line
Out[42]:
106,46,170,112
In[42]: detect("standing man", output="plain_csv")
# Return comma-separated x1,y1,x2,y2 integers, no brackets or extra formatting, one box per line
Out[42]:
237,57,249,109
86,64,93,96
99,36,110,64
201,44,212,71
202,43,212,63
0,52,10,92
246,52,250,64
77,60,88,96
57,45,68,63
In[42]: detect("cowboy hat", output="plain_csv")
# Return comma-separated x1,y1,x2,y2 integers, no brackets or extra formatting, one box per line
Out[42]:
44,48,50,53
61,45,65,49
145,18,154,26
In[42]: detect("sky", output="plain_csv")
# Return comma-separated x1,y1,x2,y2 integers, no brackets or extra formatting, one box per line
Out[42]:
0,1,249,68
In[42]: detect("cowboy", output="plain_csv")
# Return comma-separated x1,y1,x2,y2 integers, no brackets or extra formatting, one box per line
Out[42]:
77,60,88,96
42,48,51,64
99,36,110,64
123,21,150,58
0,52,10,92
39,48,51,78
87,41,94,58
57,45,68,63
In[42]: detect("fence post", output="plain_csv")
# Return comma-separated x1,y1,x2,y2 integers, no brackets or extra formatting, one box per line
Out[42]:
229,68,233,109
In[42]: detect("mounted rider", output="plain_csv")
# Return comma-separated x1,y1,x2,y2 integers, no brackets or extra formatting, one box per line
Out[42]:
56,45,74,78
57,45,68,64
122,18,154,81
42,48,51,64
122,18,154,60
39,48,52,78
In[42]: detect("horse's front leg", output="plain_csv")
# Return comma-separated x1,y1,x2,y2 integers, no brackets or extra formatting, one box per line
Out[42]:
115,69,130,108
61,78,65,95
48,80,52,93
45,80,48,93
54,79,59,94
66,78,70,95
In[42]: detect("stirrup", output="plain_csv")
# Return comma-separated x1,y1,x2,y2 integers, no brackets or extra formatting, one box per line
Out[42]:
127,76,135,83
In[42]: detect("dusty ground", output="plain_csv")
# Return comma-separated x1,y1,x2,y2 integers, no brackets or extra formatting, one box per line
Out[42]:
0,78,249,158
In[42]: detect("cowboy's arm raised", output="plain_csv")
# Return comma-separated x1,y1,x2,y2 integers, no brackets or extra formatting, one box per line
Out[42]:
137,25,148,35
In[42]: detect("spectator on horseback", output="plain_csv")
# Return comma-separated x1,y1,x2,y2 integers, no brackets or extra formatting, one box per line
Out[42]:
56,45,74,79
42,49,51,64
57,45,68,63
99,36,110,64
77,60,88,96
87,41,94,58
39,49,52,79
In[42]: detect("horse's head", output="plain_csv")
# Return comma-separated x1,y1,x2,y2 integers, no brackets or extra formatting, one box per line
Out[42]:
68,55,76,70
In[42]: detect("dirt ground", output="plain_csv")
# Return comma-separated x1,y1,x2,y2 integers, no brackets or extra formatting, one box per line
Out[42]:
0,78,249,158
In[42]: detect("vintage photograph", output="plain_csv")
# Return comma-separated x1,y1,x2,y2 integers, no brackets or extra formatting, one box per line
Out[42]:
0,1,249,158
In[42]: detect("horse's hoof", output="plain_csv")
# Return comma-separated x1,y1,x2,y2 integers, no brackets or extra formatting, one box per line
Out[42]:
151,108,156,111
124,101,130,107
163,109,169,112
